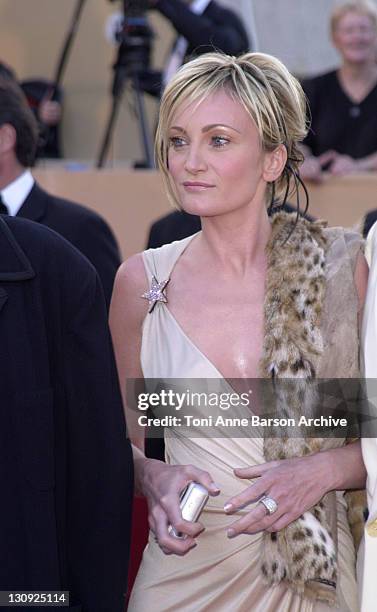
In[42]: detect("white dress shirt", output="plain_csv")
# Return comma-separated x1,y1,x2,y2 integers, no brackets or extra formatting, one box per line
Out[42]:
1,170,34,217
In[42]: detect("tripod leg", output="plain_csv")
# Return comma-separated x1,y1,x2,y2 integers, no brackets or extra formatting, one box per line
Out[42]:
132,75,154,169
96,93,122,169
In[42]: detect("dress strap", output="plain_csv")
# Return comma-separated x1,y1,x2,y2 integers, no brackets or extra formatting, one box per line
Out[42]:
142,233,199,287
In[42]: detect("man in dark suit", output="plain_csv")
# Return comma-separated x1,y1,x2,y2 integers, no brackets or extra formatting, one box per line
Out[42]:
147,209,201,248
0,214,133,611
142,0,250,96
0,77,120,309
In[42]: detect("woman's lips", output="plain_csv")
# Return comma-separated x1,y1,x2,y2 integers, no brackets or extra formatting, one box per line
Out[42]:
182,181,215,191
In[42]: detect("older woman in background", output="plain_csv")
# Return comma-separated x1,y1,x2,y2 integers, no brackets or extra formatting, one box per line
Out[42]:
301,1,377,181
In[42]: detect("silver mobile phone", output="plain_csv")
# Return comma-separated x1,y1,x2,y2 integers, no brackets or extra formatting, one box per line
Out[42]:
168,482,209,539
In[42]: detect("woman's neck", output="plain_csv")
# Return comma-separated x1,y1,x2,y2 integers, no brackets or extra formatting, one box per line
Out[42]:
338,61,377,103
198,206,272,278
339,60,377,85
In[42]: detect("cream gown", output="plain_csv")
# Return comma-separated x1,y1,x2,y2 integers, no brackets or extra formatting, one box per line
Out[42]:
128,233,359,612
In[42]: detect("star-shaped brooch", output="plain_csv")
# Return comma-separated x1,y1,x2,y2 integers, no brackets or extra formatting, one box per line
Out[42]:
141,276,170,313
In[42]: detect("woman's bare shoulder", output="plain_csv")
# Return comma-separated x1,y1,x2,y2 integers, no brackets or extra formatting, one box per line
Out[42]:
110,253,150,326
117,252,148,289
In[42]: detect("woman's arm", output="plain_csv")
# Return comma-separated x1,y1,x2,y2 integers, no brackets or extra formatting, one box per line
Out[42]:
353,151,377,172
323,152,377,175
313,151,377,176
326,441,366,490
222,249,369,537
109,258,220,553
222,443,366,537
109,254,149,452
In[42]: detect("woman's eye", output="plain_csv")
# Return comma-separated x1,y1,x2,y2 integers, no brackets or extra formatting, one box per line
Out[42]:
212,135,230,147
169,136,187,149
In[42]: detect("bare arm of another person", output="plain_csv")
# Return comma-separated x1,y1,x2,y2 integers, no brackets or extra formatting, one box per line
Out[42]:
301,145,377,178
223,252,369,537
299,145,349,182
109,256,220,555
318,151,377,176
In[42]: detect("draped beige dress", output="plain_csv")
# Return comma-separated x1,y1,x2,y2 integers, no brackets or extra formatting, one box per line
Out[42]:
128,228,361,612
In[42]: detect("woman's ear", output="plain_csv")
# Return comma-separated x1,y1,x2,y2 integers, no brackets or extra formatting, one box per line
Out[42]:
0,123,17,156
262,145,287,183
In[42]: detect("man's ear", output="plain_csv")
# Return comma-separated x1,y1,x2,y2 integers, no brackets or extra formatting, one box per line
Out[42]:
262,144,287,183
0,123,17,155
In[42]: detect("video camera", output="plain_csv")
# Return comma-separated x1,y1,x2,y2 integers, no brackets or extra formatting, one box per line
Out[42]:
108,0,153,75
98,0,155,168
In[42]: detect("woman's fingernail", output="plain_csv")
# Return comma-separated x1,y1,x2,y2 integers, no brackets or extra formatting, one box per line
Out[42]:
227,528,236,538
224,503,233,513
210,482,221,491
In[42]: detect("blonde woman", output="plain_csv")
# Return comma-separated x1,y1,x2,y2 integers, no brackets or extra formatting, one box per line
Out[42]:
110,52,368,611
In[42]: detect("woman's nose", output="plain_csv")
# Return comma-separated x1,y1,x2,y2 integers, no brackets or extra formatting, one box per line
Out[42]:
184,146,207,173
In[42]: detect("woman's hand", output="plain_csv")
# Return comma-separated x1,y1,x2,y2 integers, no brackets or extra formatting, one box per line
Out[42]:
224,452,333,537
139,457,220,555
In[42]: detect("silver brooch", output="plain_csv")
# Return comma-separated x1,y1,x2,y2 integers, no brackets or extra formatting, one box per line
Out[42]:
141,276,170,313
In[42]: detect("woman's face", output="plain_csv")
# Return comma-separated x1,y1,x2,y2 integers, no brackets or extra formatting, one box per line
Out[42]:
332,11,377,65
167,90,279,218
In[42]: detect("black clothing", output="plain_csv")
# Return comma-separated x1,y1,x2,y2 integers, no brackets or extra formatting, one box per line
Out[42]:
0,215,133,611
142,0,250,97
156,0,249,57
302,70,377,159
363,209,377,237
147,210,201,248
17,183,121,309
0,194,8,215
21,79,63,159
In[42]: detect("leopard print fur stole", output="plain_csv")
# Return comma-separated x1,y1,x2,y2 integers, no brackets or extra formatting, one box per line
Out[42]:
258,212,363,606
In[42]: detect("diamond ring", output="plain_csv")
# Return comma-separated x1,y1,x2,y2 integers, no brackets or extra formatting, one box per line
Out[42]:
259,496,278,515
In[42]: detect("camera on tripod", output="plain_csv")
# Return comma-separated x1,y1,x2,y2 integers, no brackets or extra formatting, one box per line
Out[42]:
97,0,155,168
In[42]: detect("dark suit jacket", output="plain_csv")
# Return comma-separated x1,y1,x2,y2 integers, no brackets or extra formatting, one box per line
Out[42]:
0,216,133,611
147,210,201,249
142,0,250,97
157,0,250,57
17,183,121,309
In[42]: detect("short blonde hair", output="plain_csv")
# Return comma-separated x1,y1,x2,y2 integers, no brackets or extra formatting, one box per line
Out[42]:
331,1,377,34
155,52,308,209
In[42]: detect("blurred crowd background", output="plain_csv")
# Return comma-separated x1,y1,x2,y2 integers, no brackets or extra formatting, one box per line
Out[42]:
0,0,354,164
